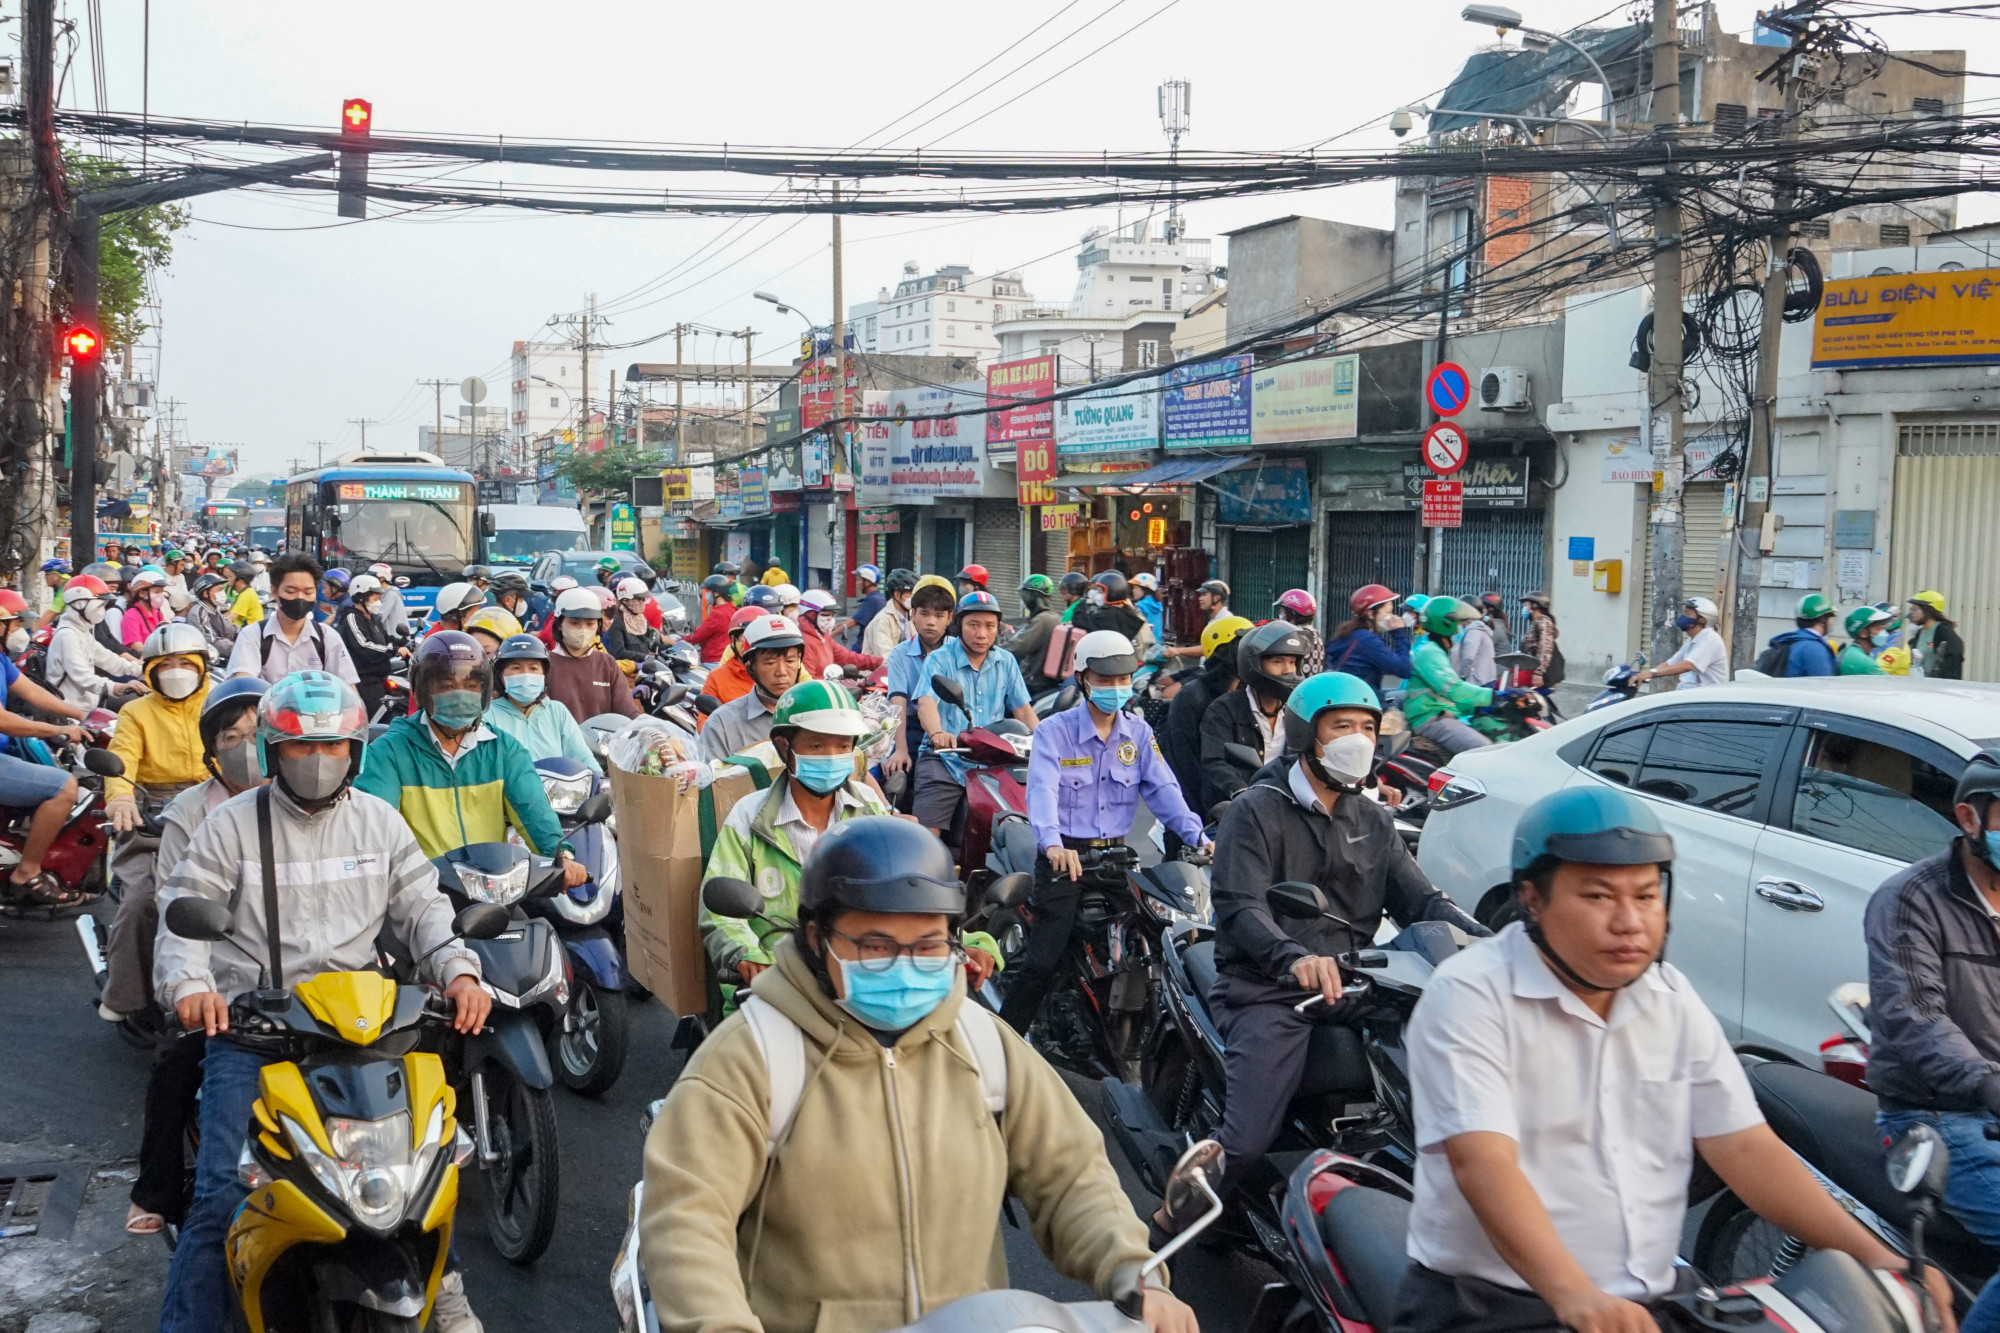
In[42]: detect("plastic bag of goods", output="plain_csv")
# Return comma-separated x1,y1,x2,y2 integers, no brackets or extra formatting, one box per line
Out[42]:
606,715,710,790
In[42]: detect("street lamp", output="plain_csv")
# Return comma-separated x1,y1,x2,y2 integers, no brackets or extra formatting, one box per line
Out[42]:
1459,5,1616,120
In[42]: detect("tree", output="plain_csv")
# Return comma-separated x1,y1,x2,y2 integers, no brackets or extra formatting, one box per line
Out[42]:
556,443,654,506
62,152,190,350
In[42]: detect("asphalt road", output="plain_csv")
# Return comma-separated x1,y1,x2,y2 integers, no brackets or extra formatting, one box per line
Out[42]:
0,910,1261,1333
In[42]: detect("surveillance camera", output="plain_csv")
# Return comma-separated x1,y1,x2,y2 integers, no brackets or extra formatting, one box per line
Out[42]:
1390,109,1415,138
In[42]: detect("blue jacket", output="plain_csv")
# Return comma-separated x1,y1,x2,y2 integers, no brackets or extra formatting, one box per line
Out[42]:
1322,626,1415,694
1770,627,1838,677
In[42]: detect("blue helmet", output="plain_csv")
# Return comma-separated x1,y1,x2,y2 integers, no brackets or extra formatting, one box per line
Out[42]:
1283,671,1382,755
1511,786,1674,877
854,564,883,586
199,676,268,775
40,558,69,575
744,585,784,611
953,590,1003,627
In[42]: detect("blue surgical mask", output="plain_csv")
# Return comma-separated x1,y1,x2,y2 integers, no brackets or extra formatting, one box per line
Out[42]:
1089,685,1133,714
1676,614,1699,632
429,689,485,731
792,753,852,795
836,957,957,1031
1986,831,2000,866
503,675,545,706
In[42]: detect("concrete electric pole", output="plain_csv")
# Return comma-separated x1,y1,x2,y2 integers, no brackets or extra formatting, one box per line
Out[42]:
1641,0,1688,668
830,180,847,603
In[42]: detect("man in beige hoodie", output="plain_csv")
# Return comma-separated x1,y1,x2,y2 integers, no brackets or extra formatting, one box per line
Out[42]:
641,816,1197,1333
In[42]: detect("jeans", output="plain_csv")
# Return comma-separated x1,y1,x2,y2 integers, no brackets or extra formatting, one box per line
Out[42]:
158,1038,270,1333
1878,1108,2000,1333
1415,716,1492,756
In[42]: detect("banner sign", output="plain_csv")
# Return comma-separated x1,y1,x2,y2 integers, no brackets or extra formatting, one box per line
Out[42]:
1055,382,1159,456
985,355,1056,450
859,508,900,536
1214,458,1312,525
739,466,769,516
767,440,803,492
1402,456,1530,507
609,502,637,550
1251,354,1359,446
662,469,692,503
802,356,862,429
1421,480,1463,528
1163,354,1253,451
1040,504,1082,530
887,383,990,500
854,390,894,506
1813,266,2000,368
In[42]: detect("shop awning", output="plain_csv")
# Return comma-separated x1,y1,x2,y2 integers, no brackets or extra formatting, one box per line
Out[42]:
1054,455,1252,492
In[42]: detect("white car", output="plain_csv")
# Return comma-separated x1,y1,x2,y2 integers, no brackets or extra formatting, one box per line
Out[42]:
1416,677,2000,1062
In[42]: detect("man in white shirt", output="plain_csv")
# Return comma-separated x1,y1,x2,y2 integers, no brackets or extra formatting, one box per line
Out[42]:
1635,596,1728,691
1397,785,1949,1333
225,552,359,685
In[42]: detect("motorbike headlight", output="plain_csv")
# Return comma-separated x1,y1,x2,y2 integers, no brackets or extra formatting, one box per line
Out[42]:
540,772,593,816
456,859,529,906
284,1111,418,1233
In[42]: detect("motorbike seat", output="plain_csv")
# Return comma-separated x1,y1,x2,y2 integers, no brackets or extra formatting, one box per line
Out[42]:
1317,1186,1411,1328
1182,941,1219,1012
1300,1024,1374,1099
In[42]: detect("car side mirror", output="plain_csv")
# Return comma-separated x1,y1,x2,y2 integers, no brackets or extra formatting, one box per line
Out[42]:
1223,743,1263,771
84,748,124,778
987,872,1033,908
454,903,511,941
576,792,613,825
930,675,967,710
163,895,233,941
1266,881,1330,919
703,876,760,919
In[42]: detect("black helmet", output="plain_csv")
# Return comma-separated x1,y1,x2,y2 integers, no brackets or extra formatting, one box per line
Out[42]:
798,816,965,920
701,573,733,595
885,567,918,594
463,564,492,584
198,677,268,777
1198,578,1230,601
1956,748,2000,811
1090,570,1130,603
490,570,530,597
1059,571,1089,595
228,559,257,582
412,629,492,717
190,572,227,598
713,561,740,576
1236,621,1311,704
494,632,550,666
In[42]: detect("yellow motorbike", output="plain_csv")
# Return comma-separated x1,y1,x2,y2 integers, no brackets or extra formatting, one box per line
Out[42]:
164,895,508,1333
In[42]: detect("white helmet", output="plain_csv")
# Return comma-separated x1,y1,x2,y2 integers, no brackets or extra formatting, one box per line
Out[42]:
800,588,838,612
140,620,214,667
367,562,393,580
433,582,481,616
129,569,168,591
773,582,802,606
347,574,383,597
1074,629,1139,677
555,587,605,618
549,575,579,593
615,577,650,600
1684,596,1721,621
250,550,269,565
741,614,805,654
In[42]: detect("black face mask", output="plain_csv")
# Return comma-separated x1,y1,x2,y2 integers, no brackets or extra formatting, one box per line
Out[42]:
278,596,315,623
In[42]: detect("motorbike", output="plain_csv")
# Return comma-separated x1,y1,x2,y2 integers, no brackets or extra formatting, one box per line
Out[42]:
421,841,574,1265
1587,654,1649,712
369,674,412,726
926,675,1034,901
631,655,700,733
159,892,508,1333
2,710,121,916
1269,1138,1946,1333
524,759,627,1096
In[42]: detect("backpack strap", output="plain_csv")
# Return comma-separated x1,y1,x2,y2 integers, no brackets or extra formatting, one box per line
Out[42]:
740,995,806,1159
255,786,284,985
954,1004,1009,1117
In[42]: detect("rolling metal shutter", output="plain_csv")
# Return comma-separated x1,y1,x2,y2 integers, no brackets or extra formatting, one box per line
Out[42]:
1227,527,1312,621
972,498,1023,616
1324,510,1423,608
1892,423,2000,682
1042,528,1071,579
1438,508,1548,619
1640,483,1727,618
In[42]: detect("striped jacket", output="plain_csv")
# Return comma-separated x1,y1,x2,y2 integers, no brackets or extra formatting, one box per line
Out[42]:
353,712,565,860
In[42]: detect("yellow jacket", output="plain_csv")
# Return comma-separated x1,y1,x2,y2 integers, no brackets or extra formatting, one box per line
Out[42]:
230,587,264,627
106,661,210,802
640,938,1154,1333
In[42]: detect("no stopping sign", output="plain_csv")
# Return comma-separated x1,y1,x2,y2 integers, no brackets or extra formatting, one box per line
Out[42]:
1423,421,1469,475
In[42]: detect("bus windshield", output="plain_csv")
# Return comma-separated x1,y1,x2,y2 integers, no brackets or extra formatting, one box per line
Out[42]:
488,528,589,562
325,484,475,572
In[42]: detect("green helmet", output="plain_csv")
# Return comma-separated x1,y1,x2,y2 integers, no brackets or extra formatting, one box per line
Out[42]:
1019,574,1056,597
1511,786,1675,876
1797,593,1834,622
1283,672,1383,754
769,679,872,738
1421,596,1476,638
1844,605,1891,639
596,555,621,573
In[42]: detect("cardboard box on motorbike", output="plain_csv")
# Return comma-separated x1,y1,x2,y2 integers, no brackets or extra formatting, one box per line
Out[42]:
607,746,781,1017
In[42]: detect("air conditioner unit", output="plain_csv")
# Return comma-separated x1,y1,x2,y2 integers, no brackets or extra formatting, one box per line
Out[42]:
1479,367,1532,411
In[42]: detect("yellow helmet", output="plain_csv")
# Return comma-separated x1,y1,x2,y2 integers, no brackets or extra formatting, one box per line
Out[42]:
1201,614,1256,659
462,605,524,641
1910,589,1947,617
913,574,958,600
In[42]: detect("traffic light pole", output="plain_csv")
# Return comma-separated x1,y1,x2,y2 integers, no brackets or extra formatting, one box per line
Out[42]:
66,209,99,567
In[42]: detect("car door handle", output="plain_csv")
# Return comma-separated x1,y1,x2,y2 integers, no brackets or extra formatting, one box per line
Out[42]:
1756,879,1825,913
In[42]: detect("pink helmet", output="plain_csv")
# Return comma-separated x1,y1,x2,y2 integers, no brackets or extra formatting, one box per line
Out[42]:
590,585,617,610
1275,589,1317,619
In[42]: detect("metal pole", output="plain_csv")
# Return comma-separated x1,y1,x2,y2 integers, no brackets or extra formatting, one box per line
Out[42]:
1641,0,1686,667
674,323,684,465
67,210,100,567
831,181,847,600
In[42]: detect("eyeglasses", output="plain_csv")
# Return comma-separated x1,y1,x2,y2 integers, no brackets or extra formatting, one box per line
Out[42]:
828,929,963,973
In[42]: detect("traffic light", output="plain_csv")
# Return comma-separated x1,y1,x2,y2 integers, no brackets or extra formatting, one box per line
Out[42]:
62,325,101,363
338,97,371,219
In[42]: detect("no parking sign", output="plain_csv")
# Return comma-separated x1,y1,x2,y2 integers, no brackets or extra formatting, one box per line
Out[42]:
1426,362,1471,417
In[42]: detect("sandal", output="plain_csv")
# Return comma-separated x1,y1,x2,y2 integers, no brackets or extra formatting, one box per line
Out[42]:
10,873,87,907
124,1206,164,1235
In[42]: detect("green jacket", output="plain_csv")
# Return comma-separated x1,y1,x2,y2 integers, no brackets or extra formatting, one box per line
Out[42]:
1838,643,1885,676
1402,637,1494,730
353,712,565,861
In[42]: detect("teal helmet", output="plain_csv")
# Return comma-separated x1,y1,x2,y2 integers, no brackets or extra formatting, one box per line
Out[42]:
256,670,369,780
1283,672,1382,754
1510,786,1675,877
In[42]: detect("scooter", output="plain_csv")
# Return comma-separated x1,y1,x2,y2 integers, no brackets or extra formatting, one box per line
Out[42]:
1587,654,1649,712
3,711,121,915
525,759,628,1097
927,675,1033,902
160,892,506,1332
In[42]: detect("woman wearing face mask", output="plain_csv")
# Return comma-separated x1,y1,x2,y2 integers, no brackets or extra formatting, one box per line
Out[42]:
600,577,668,668
483,634,600,774
124,677,267,1237
45,574,144,712
99,624,216,1025
1322,584,1415,698
797,588,883,681
335,574,404,718
648,815,1196,1333
0,589,33,661
183,574,240,659
120,570,172,650
1401,597,1500,756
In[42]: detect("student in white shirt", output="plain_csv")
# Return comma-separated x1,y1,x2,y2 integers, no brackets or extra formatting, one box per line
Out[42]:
1635,595,1729,691
225,553,359,685
1396,785,1951,1333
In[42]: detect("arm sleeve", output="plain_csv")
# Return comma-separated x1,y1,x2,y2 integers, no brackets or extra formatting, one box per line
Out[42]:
1939,626,1967,679
1025,721,1065,851
1530,622,1556,675
1414,645,1494,712
153,811,238,1003
1003,656,1030,712
1866,880,2000,1109
556,709,603,774
1198,699,1248,807
1009,615,1052,676
1373,627,1416,679
1209,793,1309,977
831,641,882,672
1135,726,1205,848
1684,988,1764,1139
225,625,259,678
383,827,478,986
697,818,766,968
119,607,149,648
350,737,405,810
500,744,567,856
104,704,146,802
1406,968,1519,1149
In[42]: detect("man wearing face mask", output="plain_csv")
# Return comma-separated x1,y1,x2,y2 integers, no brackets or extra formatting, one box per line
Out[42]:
225,553,360,686
542,587,641,724
798,588,882,680
1004,631,1209,1035
45,574,143,712
353,633,589,898
224,560,263,629
1159,673,1489,1227
1198,621,1310,811
1401,597,1499,757
485,634,600,773
99,623,216,1022
860,567,917,661
183,573,240,658
335,574,405,718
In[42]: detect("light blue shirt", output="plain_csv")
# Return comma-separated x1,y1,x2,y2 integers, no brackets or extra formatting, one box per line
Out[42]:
886,635,931,702
1138,594,1166,643
483,695,602,774
913,637,1031,782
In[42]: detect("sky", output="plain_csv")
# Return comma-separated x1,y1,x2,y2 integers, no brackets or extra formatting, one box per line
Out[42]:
27,0,2000,478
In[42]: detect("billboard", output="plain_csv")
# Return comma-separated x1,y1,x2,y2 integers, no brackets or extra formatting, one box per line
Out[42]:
1163,355,1252,450
1250,353,1359,447
985,355,1056,451
887,382,989,500
1812,266,2000,368
1054,383,1158,456
854,391,894,506
182,446,239,478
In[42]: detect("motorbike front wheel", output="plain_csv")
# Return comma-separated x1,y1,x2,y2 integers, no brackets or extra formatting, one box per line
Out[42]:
557,976,629,1098
479,1066,561,1265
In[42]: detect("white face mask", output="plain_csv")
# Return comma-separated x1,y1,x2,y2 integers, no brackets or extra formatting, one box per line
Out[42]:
815,612,836,635
5,627,27,655
1317,732,1376,787
155,667,201,701
79,600,106,624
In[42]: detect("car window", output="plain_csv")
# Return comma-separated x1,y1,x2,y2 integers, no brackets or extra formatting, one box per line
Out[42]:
1586,726,1651,786
1631,721,1786,816
1790,728,1959,864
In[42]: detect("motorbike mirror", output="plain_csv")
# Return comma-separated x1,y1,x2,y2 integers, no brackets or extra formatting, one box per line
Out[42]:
703,876,761,919
1223,743,1264,771
664,683,690,707
1266,881,1330,919
452,902,511,941
1123,1139,1226,1316
531,857,567,897
163,895,233,942
696,694,722,716
83,748,124,778
1053,682,1080,711
576,792,614,825
929,675,968,710
987,872,1033,909
1888,1123,1951,1200
1206,799,1234,822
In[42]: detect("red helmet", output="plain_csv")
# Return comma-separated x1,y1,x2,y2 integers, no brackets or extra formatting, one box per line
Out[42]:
0,589,25,619
61,574,111,602
956,564,989,588
728,606,765,634
1275,589,1317,619
1348,584,1397,616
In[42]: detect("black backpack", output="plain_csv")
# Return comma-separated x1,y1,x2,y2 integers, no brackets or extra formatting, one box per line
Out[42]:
1542,642,1567,687
1754,637,1793,677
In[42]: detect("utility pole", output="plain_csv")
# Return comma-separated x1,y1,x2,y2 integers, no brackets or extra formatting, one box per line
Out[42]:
66,211,102,568
346,419,375,456
419,378,450,447
308,439,332,469
1730,22,1807,669
830,179,847,601
1641,0,1687,668
579,294,593,451
10,0,57,594
673,323,685,464
741,327,754,458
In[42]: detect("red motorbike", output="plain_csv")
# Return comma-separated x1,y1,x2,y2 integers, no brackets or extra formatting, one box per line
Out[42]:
0,709,122,914
924,674,1034,902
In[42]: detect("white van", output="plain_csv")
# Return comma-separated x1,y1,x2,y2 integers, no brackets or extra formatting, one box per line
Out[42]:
483,503,588,568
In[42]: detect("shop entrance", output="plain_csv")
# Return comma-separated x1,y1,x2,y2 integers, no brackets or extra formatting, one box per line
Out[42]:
1323,510,1421,610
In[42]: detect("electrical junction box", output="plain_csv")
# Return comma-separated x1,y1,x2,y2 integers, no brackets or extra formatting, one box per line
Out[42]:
1592,559,1623,593
1478,367,1532,411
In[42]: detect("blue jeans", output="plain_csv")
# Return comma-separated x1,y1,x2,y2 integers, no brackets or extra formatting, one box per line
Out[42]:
1878,1108,2000,1333
158,1038,269,1333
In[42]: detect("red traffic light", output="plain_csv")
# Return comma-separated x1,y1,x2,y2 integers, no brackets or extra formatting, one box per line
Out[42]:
62,326,101,361
341,98,372,135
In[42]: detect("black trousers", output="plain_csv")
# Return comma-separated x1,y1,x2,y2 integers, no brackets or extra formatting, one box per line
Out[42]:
1390,1262,1696,1333
131,1030,206,1221
1210,969,1325,1199
998,858,1085,1034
